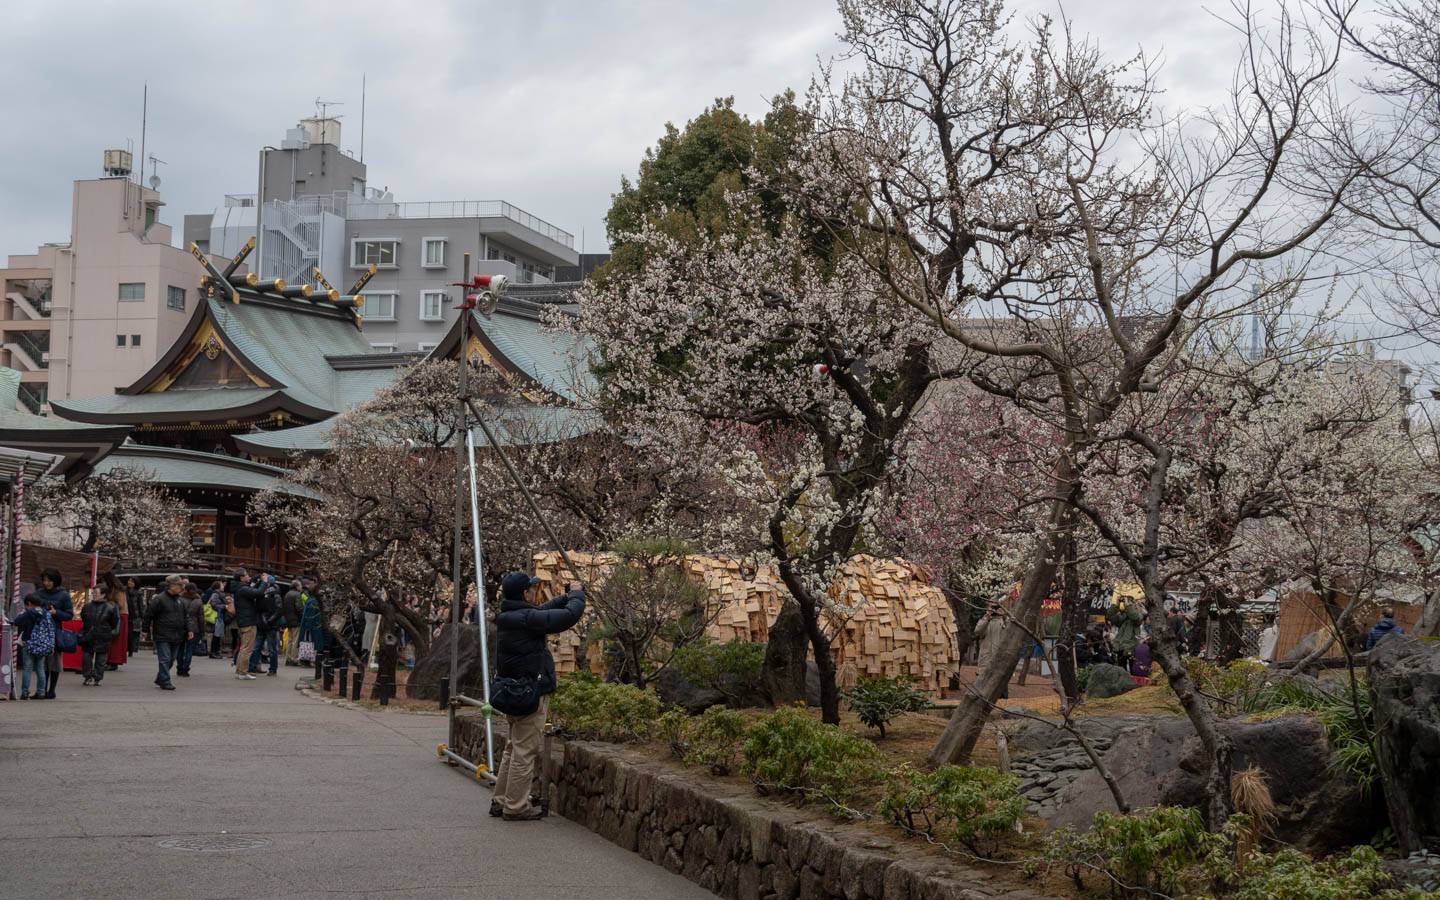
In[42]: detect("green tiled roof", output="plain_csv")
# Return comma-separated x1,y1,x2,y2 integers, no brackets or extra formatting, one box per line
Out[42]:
53,388,283,419
236,405,601,455
208,296,375,413
94,445,318,498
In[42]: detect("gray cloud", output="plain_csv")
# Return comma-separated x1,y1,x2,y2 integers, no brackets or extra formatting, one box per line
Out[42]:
0,0,1369,267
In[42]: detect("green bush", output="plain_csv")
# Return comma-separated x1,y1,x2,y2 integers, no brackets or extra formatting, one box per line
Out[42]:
685,705,748,775
741,706,882,813
844,674,931,738
657,706,692,759
1186,657,1276,714
550,672,662,742
1270,674,1378,794
881,765,1023,854
1032,806,1233,898
1236,845,1426,900
671,638,766,705
1075,665,1093,695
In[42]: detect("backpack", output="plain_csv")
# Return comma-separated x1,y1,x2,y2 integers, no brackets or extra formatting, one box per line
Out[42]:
27,611,55,657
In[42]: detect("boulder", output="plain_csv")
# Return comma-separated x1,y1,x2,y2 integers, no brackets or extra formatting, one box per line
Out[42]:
762,600,809,706
408,623,490,702
1369,635,1440,854
1049,714,1385,856
1282,630,1325,664
1086,663,1138,699
652,666,725,715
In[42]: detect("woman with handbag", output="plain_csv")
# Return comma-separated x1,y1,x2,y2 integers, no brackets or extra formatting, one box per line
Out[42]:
36,567,73,700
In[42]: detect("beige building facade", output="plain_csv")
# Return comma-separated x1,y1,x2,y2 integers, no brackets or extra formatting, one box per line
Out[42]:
1,175,200,408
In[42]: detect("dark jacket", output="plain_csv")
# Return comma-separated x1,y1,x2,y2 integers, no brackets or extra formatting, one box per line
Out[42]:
282,588,304,628
257,587,285,632
228,579,266,628
179,594,204,636
495,588,586,695
36,586,73,627
1366,616,1404,651
11,607,46,641
1130,641,1153,677
79,600,120,647
145,590,188,644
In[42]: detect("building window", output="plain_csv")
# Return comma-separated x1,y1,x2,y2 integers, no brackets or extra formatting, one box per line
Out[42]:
116,335,125,347
118,282,145,301
365,292,397,320
487,248,500,260
422,238,447,268
420,291,446,320
351,239,399,268
370,343,397,352
351,178,365,195
418,342,439,353
167,285,186,311
131,334,142,347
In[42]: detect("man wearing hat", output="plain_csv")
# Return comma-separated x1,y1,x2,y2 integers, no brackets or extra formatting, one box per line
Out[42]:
491,571,585,821
144,575,189,691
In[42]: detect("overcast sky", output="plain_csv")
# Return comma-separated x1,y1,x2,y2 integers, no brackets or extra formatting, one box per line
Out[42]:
0,0,1256,261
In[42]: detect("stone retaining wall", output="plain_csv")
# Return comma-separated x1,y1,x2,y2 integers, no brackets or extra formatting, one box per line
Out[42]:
453,713,1051,899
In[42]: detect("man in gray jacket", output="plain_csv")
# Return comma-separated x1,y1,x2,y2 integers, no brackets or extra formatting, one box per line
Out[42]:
144,575,189,691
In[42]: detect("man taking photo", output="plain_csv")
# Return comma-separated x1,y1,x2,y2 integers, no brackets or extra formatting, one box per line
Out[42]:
491,571,585,821
228,568,267,680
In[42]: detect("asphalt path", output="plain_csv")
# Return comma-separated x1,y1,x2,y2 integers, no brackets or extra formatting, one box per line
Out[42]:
0,650,713,899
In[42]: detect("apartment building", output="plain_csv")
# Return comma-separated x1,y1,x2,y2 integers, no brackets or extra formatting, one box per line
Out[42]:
0,160,199,408
185,120,580,353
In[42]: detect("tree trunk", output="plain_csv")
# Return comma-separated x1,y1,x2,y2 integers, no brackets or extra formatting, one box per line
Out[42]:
929,493,1069,766
801,609,840,724
1057,536,1084,704
1417,586,1440,638
1215,591,1244,662
1191,597,1212,657
945,585,978,671
763,599,809,706
1141,581,1234,827
374,621,399,701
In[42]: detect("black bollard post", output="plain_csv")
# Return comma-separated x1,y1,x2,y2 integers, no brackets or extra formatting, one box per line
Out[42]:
379,672,390,706
353,670,364,701
339,661,349,699
322,661,333,692
314,653,323,681
439,674,450,709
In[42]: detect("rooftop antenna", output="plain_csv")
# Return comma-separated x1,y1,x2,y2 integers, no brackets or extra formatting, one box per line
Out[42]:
147,154,166,191
138,82,147,188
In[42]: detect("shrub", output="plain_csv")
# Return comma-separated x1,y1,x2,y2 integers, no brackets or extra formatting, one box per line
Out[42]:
1236,845,1424,900
1186,657,1276,714
1075,665,1092,695
1270,674,1378,794
685,705,748,775
657,706,692,759
550,672,662,742
741,706,882,813
671,638,766,705
844,674,931,738
881,765,1023,854
1032,806,1233,898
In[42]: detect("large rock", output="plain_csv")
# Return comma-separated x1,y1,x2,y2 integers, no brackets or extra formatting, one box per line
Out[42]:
762,600,809,706
408,623,490,702
1049,714,1385,856
1369,635,1440,854
1282,630,1325,664
1086,663,1138,699
651,666,725,715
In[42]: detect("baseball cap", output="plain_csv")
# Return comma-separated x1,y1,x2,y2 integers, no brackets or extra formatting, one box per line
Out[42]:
500,571,541,598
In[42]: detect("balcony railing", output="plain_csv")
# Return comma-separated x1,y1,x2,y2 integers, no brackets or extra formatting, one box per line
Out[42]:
285,191,575,249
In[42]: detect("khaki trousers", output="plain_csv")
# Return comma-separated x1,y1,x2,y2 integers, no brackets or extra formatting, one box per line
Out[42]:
235,626,258,674
284,626,300,662
494,696,548,814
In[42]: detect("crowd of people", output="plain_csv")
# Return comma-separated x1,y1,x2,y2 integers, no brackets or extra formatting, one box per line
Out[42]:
6,566,333,695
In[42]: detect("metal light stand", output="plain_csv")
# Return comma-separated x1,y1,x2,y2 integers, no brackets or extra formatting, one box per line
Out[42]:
435,270,584,817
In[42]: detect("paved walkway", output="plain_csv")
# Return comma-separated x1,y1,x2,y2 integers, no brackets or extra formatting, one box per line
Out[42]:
0,652,713,899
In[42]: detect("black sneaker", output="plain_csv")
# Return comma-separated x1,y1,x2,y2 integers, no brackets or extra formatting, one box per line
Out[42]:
83,678,93,686
489,800,503,818
267,671,277,676
159,683,176,691
502,806,545,821
177,671,190,677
